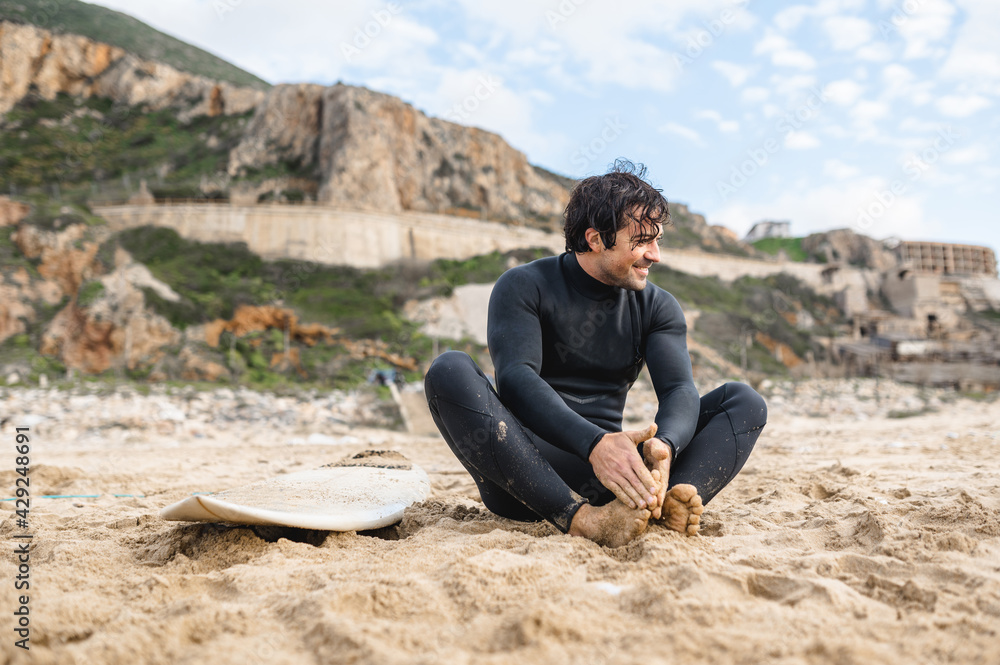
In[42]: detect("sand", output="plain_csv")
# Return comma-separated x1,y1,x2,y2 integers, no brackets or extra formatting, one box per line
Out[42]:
1,380,999,665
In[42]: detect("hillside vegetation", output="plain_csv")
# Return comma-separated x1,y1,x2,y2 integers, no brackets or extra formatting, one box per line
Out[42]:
752,237,810,262
0,93,251,199
0,0,270,89
1,204,842,390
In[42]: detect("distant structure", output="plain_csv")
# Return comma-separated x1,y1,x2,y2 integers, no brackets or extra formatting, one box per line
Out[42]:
744,220,790,243
896,241,998,277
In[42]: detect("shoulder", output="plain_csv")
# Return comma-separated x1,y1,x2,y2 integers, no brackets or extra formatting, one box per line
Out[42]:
639,281,686,330
494,255,560,293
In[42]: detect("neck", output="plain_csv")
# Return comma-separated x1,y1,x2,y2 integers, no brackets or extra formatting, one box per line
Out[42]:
575,251,608,285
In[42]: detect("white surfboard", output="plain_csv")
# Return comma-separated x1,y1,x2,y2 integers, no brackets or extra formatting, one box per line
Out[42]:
160,450,430,531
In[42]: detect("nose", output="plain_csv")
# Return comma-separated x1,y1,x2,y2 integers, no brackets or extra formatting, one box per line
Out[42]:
646,240,661,264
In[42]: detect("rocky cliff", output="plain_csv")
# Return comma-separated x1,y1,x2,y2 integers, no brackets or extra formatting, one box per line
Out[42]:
801,228,898,272
228,83,570,223
1,19,570,223
0,21,264,118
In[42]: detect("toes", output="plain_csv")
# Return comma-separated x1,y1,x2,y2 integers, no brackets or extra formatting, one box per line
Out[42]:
690,514,700,525
686,524,699,536
670,484,698,502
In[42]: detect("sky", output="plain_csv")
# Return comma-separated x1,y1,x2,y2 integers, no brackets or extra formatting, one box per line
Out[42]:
86,0,1000,253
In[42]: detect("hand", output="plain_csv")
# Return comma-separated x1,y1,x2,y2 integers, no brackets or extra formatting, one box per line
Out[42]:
588,424,660,510
642,437,672,519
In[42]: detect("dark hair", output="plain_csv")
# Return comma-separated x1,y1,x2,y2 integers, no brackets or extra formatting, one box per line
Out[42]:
563,159,671,253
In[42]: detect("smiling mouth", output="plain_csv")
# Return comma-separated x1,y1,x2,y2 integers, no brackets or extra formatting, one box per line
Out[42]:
634,265,650,275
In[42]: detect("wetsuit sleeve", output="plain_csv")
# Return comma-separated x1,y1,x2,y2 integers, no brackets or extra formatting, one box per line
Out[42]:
488,269,608,461
644,291,701,457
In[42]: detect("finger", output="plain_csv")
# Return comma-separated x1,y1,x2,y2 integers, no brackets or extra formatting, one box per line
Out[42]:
632,459,658,494
643,439,670,467
624,423,657,445
618,476,648,509
650,470,663,518
604,480,638,509
625,464,657,507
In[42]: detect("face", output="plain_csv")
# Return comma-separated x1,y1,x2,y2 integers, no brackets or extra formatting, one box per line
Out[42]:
588,216,663,291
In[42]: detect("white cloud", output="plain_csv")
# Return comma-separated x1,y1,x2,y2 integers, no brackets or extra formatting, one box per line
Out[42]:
753,31,817,69
940,0,1000,87
823,79,865,106
695,109,739,133
935,94,992,117
881,64,934,105
850,100,891,123
761,103,783,119
821,124,853,139
785,131,822,149
855,42,894,62
823,159,861,179
772,49,819,69
942,145,990,165
741,87,770,104
710,179,936,242
769,74,818,98
898,117,945,133
774,5,812,31
659,122,703,144
451,0,746,93
823,15,875,50
894,0,956,59
711,61,756,87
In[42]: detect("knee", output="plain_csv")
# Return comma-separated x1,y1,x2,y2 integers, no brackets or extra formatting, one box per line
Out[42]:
424,351,475,397
723,382,767,429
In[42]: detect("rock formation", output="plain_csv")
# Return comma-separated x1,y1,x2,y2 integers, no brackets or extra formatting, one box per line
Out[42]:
39,250,181,374
227,83,570,222
801,228,898,272
0,21,264,118
0,196,30,225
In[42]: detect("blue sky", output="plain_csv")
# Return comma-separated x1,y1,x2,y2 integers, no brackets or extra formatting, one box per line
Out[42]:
87,0,1000,253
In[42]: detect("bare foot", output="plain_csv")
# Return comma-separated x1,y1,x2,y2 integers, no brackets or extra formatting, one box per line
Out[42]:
568,501,651,548
660,484,704,536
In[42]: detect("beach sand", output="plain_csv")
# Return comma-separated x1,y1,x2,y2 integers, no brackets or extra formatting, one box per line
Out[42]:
1,379,999,665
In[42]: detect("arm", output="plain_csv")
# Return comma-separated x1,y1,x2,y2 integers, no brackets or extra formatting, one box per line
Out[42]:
487,269,607,461
644,291,701,459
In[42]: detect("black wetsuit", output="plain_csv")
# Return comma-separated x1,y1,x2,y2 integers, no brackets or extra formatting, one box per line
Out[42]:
424,252,767,533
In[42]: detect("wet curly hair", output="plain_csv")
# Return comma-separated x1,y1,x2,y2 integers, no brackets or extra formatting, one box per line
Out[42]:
563,159,671,253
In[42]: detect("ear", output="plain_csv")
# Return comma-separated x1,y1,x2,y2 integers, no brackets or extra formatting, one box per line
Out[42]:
584,227,604,252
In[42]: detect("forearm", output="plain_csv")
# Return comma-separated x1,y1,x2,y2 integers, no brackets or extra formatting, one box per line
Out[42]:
652,383,700,456
497,365,606,459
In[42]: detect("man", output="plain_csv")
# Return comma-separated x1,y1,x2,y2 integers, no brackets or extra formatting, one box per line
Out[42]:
424,161,767,547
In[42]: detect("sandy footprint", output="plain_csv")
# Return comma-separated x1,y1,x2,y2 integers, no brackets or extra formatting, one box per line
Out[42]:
661,484,704,536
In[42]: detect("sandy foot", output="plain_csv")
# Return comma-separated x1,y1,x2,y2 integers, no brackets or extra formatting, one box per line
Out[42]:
569,500,651,548
661,483,704,536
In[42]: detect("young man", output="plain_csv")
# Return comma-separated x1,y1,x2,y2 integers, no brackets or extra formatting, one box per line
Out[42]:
424,161,767,547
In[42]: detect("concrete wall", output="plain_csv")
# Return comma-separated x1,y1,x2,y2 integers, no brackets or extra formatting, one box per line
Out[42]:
93,203,565,268
656,248,879,313
92,202,880,308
